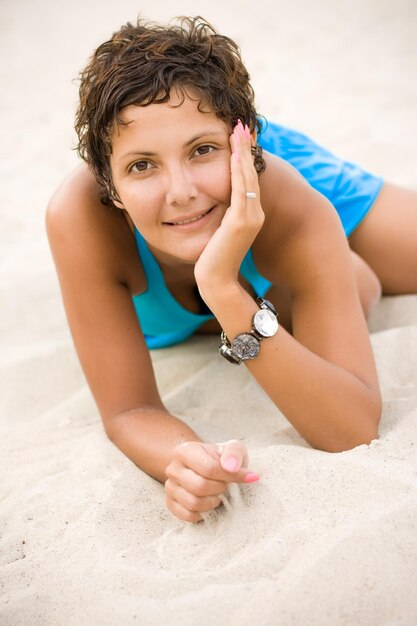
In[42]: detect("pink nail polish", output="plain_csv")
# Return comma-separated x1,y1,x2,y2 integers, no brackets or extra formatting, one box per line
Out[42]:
244,472,260,483
244,124,251,139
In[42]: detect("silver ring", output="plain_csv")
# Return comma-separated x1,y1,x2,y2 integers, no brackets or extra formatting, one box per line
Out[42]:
245,191,257,199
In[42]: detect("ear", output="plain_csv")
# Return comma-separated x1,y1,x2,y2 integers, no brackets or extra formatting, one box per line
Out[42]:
250,129,258,145
112,198,125,210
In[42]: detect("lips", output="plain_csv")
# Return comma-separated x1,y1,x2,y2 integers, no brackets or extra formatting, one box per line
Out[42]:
164,206,214,226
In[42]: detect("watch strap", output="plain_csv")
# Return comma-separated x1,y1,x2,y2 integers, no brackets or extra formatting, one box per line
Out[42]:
218,298,278,365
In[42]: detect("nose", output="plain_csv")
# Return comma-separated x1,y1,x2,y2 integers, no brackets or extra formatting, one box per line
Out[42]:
164,163,198,206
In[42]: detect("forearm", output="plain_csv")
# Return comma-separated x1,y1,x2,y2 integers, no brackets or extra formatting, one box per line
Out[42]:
105,406,203,484
205,285,381,452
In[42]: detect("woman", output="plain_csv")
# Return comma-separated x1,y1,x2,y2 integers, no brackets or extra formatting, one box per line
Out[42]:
46,17,417,523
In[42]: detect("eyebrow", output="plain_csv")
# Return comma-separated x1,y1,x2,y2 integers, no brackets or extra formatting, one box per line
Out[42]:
118,131,225,161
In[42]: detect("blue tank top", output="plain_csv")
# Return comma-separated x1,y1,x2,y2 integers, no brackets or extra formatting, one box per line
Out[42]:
132,229,272,349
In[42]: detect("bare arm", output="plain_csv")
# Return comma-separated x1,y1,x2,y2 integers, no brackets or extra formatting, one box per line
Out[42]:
196,130,382,452
45,168,256,527
202,274,381,453
106,407,202,484
46,167,202,484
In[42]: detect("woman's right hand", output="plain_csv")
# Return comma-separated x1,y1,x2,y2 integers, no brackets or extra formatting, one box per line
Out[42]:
164,440,260,523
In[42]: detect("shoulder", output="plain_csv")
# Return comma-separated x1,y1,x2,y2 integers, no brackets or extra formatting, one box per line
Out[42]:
254,150,344,289
254,152,380,395
46,164,145,293
46,166,163,424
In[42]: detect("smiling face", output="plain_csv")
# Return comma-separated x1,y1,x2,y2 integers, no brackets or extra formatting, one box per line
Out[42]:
110,90,232,265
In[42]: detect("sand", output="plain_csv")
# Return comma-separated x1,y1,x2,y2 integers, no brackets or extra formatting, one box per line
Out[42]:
1,0,417,624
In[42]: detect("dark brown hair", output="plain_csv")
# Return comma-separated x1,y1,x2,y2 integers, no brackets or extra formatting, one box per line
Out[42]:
75,16,265,204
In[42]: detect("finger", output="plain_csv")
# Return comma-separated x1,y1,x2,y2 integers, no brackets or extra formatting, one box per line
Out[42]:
215,439,249,471
234,120,252,165
230,136,248,211
229,121,241,160
215,440,260,484
174,441,260,486
234,121,259,188
166,497,204,523
167,459,228,497
230,122,259,206
165,478,223,514
175,442,226,482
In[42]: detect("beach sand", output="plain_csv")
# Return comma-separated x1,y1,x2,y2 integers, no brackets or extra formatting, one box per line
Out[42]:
1,1,417,624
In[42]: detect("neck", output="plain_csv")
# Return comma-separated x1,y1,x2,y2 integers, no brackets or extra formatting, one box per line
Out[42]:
158,256,196,287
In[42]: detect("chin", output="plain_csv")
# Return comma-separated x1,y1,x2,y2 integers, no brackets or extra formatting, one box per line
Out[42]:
188,236,214,263
172,232,214,264
176,246,206,265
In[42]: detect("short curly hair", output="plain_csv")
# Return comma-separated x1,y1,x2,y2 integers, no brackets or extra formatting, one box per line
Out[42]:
75,15,266,204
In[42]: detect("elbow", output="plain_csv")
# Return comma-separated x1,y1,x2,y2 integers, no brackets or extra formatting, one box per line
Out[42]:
101,410,121,444
323,429,379,453
103,416,120,444
314,392,382,454
316,429,379,453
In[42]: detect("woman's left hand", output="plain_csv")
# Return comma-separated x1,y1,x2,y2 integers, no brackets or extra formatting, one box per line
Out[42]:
194,120,264,299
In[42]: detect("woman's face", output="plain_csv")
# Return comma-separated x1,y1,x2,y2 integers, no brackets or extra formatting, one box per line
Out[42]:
110,90,232,265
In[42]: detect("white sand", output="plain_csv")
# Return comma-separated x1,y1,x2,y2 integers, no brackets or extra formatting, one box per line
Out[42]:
1,1,417,624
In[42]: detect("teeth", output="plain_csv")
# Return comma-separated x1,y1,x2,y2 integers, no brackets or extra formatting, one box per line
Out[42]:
172,209,209,225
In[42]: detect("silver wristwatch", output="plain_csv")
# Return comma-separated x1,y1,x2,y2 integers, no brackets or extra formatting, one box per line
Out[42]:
219,297,279,365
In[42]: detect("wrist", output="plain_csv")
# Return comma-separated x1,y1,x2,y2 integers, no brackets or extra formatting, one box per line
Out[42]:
219,297,279,365
198,281,249,312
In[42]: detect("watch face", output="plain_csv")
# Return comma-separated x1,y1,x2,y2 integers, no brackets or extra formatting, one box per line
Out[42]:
253,308,279,337
231,333,260,360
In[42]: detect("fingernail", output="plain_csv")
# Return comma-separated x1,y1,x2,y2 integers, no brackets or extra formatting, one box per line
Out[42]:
223,456,239,472
244,124,251,139
244,472,260,483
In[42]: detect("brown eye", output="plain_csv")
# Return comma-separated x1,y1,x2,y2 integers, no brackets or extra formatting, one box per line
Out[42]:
195,145,214,156
131,161,150,173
